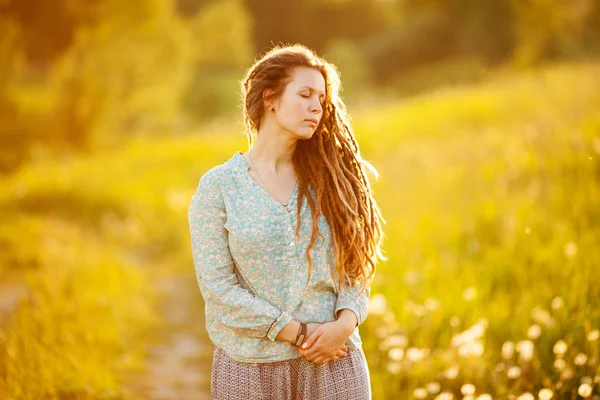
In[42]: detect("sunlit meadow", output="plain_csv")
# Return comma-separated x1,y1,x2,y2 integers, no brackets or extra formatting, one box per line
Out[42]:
0,60,598,398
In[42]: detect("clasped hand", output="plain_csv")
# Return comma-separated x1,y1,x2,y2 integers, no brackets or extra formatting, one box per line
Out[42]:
297,321,353,365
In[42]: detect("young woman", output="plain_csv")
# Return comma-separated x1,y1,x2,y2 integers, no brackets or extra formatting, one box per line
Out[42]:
188,44,385,399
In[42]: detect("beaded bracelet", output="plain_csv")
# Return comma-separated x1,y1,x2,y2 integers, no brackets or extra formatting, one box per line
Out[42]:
294,321,307,347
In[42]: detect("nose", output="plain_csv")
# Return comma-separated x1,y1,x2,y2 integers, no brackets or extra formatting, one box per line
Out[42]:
311,99,322,114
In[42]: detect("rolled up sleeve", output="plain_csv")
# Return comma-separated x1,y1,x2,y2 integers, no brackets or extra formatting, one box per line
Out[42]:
188,170,293,341
334,278,370,327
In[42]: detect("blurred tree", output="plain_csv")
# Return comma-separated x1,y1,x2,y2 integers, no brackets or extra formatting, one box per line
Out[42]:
242,0,386,54
182,0,255,122
323,39,371,102
0,0,193,173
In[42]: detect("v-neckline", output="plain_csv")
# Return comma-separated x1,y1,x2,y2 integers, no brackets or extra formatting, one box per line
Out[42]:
236,151,298,209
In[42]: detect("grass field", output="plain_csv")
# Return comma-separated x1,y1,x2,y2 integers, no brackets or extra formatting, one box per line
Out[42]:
0,60,598,399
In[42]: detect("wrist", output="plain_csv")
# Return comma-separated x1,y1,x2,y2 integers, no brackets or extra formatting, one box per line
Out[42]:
277,319,301,344
335,309,358,332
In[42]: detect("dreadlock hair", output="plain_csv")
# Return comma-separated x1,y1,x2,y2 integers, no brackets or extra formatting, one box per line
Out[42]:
240,43,386,295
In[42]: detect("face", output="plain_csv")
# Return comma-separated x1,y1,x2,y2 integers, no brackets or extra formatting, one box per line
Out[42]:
268,66,326,139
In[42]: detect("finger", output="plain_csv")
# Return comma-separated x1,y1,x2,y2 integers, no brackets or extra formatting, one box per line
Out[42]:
336,350,347,357
342,344,348,352
301,330,322,350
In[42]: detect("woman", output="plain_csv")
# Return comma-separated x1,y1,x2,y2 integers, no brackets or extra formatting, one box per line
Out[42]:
188,44,385,399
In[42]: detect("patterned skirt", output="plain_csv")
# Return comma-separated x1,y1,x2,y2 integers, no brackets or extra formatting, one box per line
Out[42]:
211,346,372,399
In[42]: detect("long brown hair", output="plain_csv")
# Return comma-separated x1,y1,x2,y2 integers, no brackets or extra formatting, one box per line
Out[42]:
240,44,385,294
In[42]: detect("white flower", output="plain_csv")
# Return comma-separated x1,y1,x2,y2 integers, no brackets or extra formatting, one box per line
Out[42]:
577,383,592,397
427,382,441,394
538,388,553,400
388,347,404,361
476,395,492,400
587,329,599,342
369,294,388,315
507,366,521,379
387,361,401,374
413,388,428,399
527,324,541,340
553,358,566,371
435,392,454,400
564,241,577,257
517,340,534,361
461,383,476,395
516,392,534,400
551,296,564,310
553,340,567,356
444,365,459,380
574,353,588,366
502,341,515,359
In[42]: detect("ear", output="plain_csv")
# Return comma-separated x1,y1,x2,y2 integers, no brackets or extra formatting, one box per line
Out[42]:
262,88,275,108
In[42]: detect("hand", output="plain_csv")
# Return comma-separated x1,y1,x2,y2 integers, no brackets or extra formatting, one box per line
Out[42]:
298,321,353,365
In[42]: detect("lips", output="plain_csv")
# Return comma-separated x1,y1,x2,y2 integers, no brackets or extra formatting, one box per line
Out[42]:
305,119,318,125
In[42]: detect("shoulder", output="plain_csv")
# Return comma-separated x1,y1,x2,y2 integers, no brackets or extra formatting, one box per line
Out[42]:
196,152,242,190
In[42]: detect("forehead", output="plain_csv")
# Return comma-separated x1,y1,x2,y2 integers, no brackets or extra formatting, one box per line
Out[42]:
287,67,325,93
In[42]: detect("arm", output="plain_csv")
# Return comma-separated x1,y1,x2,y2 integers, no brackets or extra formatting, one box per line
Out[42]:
188,169,294,341
334,277,370,328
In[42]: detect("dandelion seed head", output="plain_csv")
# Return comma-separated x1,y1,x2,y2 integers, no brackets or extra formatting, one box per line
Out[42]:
553,340,567,356
564,241,577,257
507,366,521,379
427,382,441,394
538,388,553,400
463,287,477,301
444,365,459,380
476,395,492,400
413,388,428,399
435,392,454,400
502,341,515,359
578,383,592,397
551,296,564,310
369,294,388,315
387,361,401,374
461,383,476,395
516,392,534,400
388,347,404,361
517,340,534,361
527,324,541,340
554,358,566,371
587,329,599,342
574,353,588,366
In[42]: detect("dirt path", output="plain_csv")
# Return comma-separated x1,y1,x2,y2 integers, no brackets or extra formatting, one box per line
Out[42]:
123,272,214,400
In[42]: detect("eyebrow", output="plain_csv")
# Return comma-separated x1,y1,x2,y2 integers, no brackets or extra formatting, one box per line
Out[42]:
300,86,326,98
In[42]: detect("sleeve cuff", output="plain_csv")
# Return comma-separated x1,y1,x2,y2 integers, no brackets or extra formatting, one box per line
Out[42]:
335,306,360,328
266,311,294,341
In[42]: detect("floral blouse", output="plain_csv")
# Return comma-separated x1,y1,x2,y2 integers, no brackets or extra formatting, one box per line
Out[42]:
187,151,370,363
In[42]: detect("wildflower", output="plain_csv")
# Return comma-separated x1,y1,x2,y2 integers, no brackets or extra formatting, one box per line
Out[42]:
507,366,521,379
461,384,476,396
553,340,567,356
527,324,541,340
463,287,477,301
517,340,534,361
554,358,566,371
444,365,459,380
425,298,440,311
388,347,404,361
564,242,577,257
551,297,564,310
587,329,599,342
369,294,387,315
427,382,441,394
387,361,401,374
385,334,409,349
476,395,492,400
538,388,553,400
413,388,428,399
435,392,454,400
516,393,534,400
578,383,592,397
502,341,515,359
574,353,588,366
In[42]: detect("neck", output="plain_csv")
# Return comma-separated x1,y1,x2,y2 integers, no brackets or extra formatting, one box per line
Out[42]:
250,125,297,173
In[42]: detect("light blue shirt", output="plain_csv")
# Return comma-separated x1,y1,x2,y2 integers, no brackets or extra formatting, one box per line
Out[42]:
187,151,370,363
